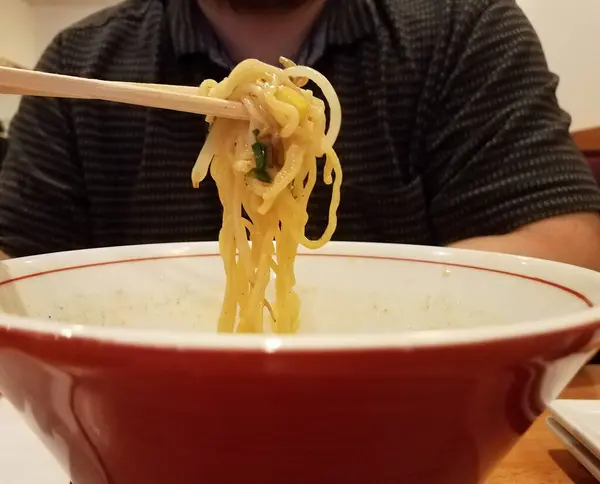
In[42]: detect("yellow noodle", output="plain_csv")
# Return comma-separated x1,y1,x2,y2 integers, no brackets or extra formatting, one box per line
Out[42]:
192,58,343,334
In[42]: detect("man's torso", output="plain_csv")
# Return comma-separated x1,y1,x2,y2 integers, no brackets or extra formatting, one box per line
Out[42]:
51,0,464,248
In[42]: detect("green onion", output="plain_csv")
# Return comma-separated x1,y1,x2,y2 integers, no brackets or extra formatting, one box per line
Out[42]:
252,139,267,172
251,129,270,183
252,143,267,172
251,168,272,183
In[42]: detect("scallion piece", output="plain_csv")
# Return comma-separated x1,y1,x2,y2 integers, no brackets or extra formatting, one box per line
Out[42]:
251,168,272,183
250,130,271,183
252,130,267,171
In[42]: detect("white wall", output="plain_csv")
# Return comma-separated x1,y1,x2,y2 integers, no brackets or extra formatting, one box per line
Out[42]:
0,0,115,125
0,0,36,125
518,0,600,131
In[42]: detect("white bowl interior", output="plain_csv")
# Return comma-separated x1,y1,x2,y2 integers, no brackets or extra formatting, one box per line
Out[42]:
0,242,599,336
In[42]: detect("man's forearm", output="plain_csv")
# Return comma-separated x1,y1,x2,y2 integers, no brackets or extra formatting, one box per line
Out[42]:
450,213,600,271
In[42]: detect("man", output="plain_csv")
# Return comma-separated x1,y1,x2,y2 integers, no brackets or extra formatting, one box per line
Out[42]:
0,120,7,165
2,0,600,269
0,62,24,168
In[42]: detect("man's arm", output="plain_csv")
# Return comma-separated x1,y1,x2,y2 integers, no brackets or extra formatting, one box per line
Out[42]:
451,213,600,270
424,0,600,270
0,34,89,258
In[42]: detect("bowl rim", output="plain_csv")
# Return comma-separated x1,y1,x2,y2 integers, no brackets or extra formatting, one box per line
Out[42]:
0,241,599,352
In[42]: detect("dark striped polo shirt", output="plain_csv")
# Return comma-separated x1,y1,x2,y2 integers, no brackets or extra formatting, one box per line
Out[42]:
2,0,599,257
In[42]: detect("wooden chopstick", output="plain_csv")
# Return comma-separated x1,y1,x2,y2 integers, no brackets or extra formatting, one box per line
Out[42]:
0,67,249,120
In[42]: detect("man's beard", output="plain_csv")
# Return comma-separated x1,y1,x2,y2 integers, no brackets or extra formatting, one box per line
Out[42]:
208,0,317,14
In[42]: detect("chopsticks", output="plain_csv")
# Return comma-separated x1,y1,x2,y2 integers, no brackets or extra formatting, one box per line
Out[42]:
0,67,249,120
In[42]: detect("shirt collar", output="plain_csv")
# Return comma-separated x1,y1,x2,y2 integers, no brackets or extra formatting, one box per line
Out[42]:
167,0,219,59
166,0,375,68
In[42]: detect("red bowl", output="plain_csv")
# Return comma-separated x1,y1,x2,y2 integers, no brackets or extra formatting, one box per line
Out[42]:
0,242,599,484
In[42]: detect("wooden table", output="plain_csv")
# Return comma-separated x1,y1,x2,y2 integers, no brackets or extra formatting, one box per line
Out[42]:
487,365,600,483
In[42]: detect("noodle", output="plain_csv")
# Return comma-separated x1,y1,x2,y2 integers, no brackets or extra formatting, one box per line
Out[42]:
192,58,343,334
